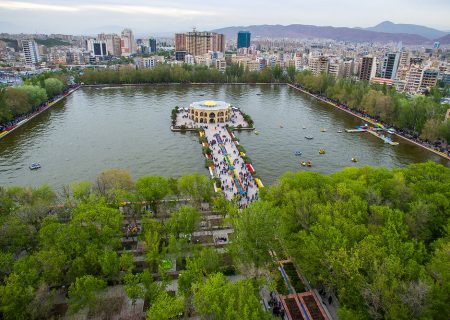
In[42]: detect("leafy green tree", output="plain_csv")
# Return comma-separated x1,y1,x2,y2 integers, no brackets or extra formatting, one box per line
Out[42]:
96,168,134,195
166,205,201,239
5,87,31,116
136,176,170,213
99,250,120,282
16,85,47,109
178,173,213,206
146,290,184,320
124,273,145,307
230,201,280,273
120,252,135,274
44,78,64,98
68,275,106,314
192,273,272,320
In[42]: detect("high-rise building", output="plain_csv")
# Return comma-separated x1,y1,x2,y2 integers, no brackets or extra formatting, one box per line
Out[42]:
97,33,121,56
86,39,107,57
120,29,136,57
175,30,225,56
21,40,41,65
149,38,157,53
237,31,251,49
381,52,400,80
359,56,377,81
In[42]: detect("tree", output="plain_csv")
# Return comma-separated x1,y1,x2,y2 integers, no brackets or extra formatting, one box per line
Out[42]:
96,168,134,195
136,176,170,213
230,201,280,272
68,275,106,314
124,273,145,307
99,250,120,282
120,252,135,274
146,290,184,320
192,273,272,320
178,173,212,206
421,118,443,141
44,78,64,98
5,87,31,116
166,205,201,239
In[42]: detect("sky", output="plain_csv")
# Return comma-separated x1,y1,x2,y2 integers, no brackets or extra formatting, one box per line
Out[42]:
0,0,449,36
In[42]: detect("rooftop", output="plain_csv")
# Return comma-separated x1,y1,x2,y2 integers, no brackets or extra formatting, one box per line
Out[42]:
190,100,231,111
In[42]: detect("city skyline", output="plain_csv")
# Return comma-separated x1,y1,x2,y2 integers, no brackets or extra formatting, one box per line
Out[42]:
0,0,449,36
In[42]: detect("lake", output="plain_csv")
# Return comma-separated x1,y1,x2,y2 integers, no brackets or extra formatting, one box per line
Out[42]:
0,85,447,188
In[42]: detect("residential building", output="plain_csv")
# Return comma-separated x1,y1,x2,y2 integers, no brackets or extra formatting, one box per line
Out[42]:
342,60,354,79
134,56,164,69
381,52,400,80
120,29,136,57
237,31,251,49
215,58,227,72
294,52,303,71
404,65,424,94
184,54,194,65
370,77,394,86
21,40,40,65
328,59,342,78
308,56,328,76
175,30,225,56
420,69,439,91
359,56,377,81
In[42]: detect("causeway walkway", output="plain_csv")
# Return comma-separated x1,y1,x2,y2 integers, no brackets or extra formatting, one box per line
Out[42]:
204,124,259,208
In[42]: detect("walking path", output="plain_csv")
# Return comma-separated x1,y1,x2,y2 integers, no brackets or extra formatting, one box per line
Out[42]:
288,83,450,161
204,124,259,208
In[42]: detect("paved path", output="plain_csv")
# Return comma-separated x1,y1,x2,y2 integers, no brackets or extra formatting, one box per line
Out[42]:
204,124,259,208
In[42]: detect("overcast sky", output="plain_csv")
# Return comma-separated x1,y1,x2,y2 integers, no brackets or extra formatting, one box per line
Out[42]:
0,0,449,36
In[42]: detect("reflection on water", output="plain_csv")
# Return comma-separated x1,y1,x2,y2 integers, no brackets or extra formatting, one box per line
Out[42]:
0,85,447,189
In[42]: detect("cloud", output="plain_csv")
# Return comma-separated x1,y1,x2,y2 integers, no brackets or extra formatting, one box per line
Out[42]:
0,1,79,12
0,1,217,17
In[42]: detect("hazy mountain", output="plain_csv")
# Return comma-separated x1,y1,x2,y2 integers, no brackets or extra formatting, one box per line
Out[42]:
365,21,446,40
212,24,430,44
435,34,450,45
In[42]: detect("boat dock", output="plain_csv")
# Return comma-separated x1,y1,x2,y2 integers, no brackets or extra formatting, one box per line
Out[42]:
345,127,399,145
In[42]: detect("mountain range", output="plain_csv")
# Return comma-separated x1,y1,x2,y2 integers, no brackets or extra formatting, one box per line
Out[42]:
212,21,449,45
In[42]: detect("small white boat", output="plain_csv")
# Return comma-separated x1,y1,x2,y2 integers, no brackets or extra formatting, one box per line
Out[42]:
321,128,327,132
305,136,314,140
302,126,306,129
337,130,343,133
29,163,41,170
255,130,260,135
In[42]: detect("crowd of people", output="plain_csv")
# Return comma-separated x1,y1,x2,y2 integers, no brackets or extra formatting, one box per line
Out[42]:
293,84,450,158
204,124,259,208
